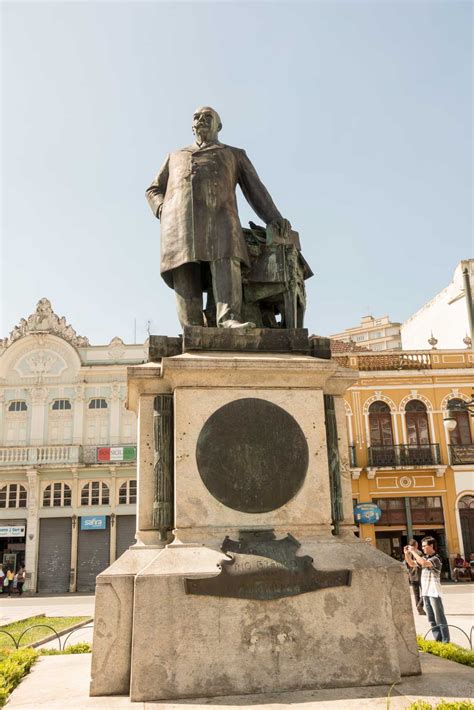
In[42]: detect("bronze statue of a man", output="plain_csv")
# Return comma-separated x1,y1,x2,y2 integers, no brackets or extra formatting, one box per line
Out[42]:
146,107,290,329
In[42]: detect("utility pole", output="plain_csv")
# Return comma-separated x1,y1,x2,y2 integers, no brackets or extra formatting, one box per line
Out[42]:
462,267,474,352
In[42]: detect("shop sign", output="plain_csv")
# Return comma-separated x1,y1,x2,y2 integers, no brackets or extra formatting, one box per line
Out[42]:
81,515,106,531
452,445,474,464
0,525,25,538
353,503,382,524
97,446,136,462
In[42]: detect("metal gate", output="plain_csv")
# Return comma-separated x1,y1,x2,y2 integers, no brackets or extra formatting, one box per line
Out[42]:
37,518,72,593
77,517,110,593
116,515,136,559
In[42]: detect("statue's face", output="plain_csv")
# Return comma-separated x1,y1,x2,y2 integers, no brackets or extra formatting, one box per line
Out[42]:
192,107,221,142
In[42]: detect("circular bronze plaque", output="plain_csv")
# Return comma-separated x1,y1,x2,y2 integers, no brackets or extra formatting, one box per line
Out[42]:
196,398,309,513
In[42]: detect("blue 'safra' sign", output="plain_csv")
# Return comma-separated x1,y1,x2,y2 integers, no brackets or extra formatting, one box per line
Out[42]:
81,515,107,531
353,503,382,524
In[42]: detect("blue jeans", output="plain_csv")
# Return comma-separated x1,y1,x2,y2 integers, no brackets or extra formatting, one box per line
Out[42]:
423,595,450,643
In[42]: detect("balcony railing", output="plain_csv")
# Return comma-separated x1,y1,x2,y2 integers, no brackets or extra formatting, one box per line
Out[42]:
349,446,357,468
0,445,82,466
368,444,441,467
449,444,474,466
333,349,474,371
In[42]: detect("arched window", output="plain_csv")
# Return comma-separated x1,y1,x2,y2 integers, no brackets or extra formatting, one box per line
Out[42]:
368,401,394,446
89,398,108,410
448,399,472,446
52,399,72,411
81,481,109,506
368,401,395,466
405,400,430,446
118,480,137,505
0,483,27,508
43,482,72,507
8,401,27,412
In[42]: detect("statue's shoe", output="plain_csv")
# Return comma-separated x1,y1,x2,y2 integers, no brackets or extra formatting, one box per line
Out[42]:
220,319,256,330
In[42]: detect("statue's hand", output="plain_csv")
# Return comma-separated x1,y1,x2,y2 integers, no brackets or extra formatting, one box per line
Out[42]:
268,217,291,241
157,204,163,220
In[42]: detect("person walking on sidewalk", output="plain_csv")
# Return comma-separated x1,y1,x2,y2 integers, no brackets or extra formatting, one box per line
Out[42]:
404,539,426,615
15,566,26,596
5,567,14,597
404,536,450,643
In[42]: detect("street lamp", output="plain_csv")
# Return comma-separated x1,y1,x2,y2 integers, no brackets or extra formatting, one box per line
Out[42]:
443,393,474,434
463,267,474,352
443,416,457,433
448,396,474,417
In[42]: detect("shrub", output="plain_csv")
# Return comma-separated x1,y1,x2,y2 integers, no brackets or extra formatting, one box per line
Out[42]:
406,702,474,709
40,642,91,656
0,647,37,707
0,641,91,705
417,636,474,668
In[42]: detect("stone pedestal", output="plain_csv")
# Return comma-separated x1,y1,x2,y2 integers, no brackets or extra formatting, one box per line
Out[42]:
90,346,420,700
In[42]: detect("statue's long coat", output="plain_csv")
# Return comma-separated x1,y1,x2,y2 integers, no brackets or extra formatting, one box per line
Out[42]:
146,142,282,287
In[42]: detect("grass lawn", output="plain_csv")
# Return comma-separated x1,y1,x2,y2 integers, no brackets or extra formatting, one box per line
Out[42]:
0,616,91,649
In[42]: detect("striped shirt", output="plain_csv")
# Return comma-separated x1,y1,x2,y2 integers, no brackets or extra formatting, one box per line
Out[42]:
421,553,443,598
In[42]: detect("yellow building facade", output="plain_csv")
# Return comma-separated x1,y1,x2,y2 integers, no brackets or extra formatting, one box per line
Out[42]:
333,348,474,576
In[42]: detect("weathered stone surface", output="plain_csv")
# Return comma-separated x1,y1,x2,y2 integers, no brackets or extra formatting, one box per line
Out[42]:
174,385,332,536
90,547,162,696
388,563,422,677
129,539,418,702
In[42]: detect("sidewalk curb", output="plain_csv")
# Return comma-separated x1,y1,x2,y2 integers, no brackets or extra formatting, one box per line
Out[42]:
0,613,45,628
29,617,93,649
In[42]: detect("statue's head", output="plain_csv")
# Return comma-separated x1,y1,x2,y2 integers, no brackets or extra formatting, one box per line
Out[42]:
192,106,222,143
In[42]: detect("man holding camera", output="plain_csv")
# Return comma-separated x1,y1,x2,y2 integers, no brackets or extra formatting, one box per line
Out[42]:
404,536,450,643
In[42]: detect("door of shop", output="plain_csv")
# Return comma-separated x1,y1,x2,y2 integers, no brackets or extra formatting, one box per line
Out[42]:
37,518,72,593
375,531,403,559
116,515,136,559
77,516,110,592
460,507,474,557
0,520,26,573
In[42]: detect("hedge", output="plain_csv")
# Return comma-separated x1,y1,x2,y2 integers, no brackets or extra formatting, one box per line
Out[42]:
406,701,474,709
0,648,37,707
0,642,91,706
417,636,474,668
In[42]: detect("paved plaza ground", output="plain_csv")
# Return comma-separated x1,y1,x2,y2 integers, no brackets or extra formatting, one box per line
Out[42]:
2,583,473,708
5,652,474,709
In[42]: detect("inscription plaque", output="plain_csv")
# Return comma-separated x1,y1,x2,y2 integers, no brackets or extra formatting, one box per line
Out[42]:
184,530,352,600
196,398,309,513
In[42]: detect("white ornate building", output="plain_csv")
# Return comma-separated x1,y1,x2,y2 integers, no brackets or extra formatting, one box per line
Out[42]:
401,259,474,350
0,299,145,593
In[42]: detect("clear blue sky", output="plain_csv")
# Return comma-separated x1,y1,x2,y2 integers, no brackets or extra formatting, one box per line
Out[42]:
2,0,472,344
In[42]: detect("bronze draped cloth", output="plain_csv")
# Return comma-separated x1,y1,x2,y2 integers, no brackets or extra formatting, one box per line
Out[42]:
146,142,282,288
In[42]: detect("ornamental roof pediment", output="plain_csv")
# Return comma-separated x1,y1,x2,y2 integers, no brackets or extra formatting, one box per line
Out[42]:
0,298,89,351
14,348,68,379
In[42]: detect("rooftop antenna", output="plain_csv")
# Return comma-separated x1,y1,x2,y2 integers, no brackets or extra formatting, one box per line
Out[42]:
146,320,151,337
